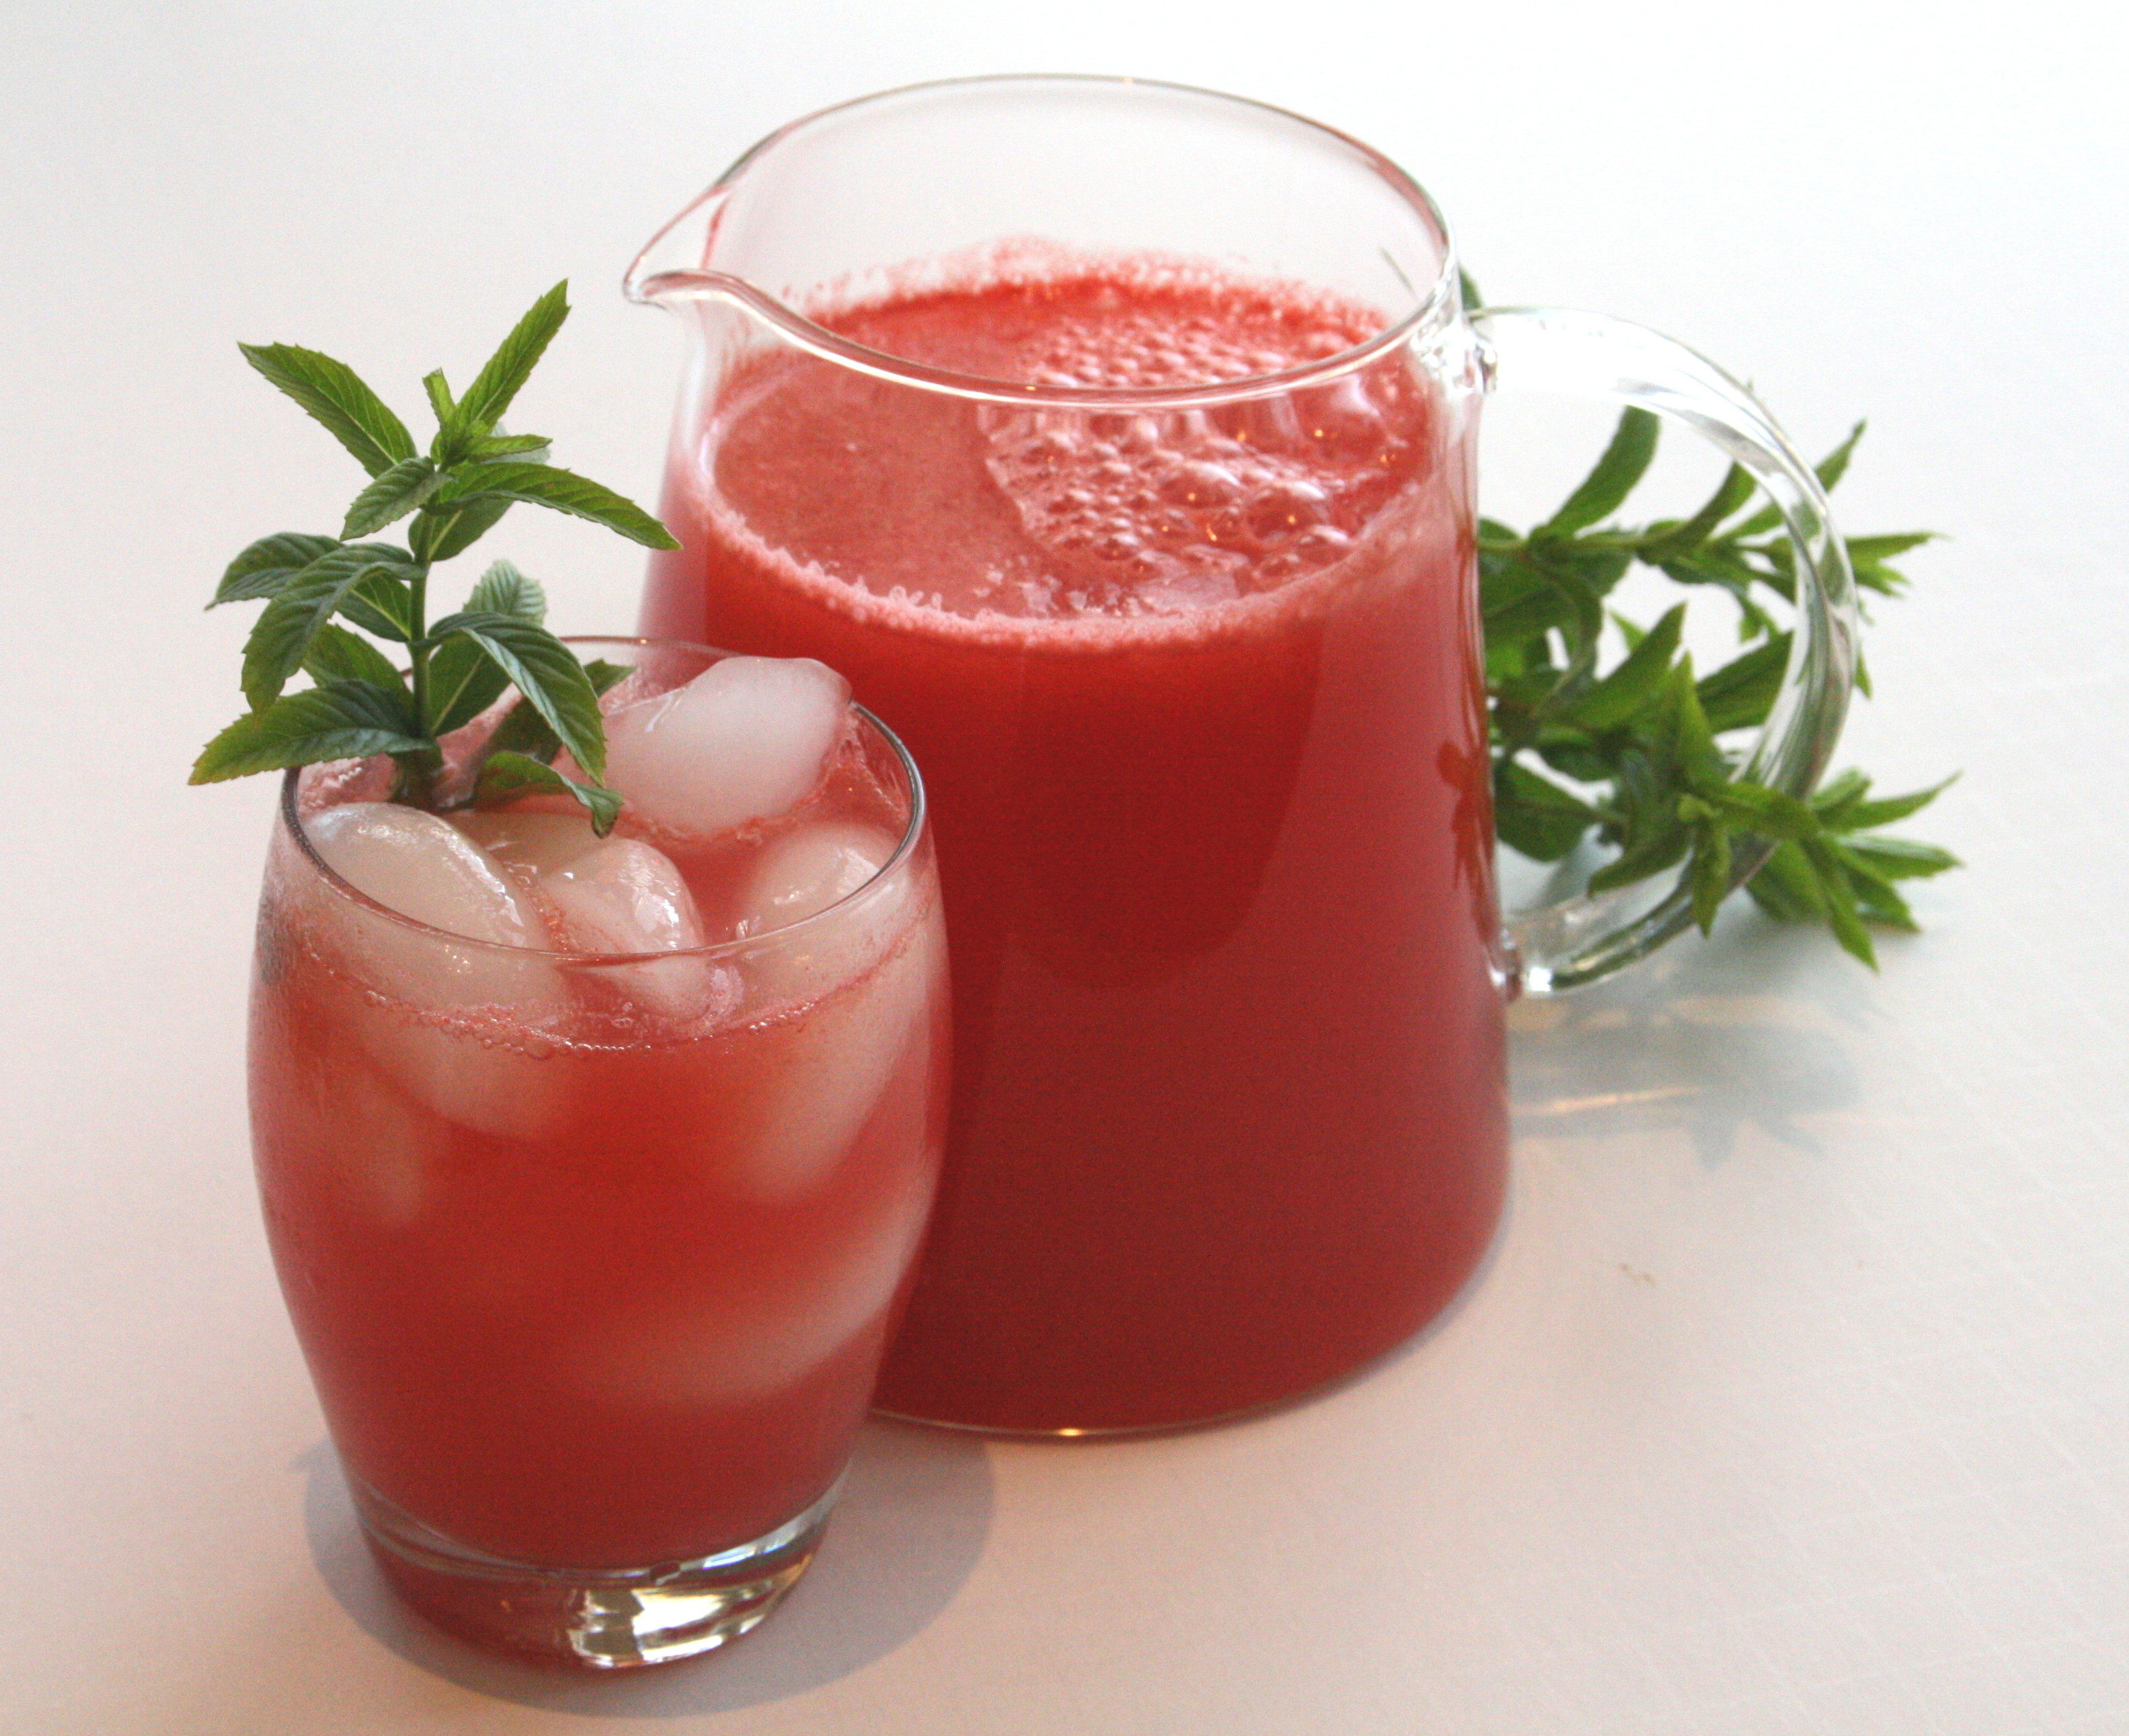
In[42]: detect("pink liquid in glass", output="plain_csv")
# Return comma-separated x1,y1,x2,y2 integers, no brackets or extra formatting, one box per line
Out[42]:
251,705,949,1563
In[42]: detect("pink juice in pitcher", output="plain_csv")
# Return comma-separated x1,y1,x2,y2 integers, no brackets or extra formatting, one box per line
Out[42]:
641,260,1508,1432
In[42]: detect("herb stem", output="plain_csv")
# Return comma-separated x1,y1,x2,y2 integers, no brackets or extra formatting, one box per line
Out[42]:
406,559,432,730
396,557,438,806
193,282,674,840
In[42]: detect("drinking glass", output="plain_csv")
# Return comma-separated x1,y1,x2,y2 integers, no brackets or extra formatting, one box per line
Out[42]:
249,639,949,1665
627,78,1855,1433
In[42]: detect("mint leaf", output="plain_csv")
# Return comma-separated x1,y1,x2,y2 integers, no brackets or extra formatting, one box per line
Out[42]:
1845,532,1935,562
1537,407,1660,539
427,612,606,776
453,282,570,436
481,659,631,763
302,623,405,692
1643,463,1758,559
473,750,623,836
1689,821,1732,935
1729,422,1867,539
469,432,551,458
1744,840,1824,923
191,681,426,783
1586,816,1692,894
1802,836,1878,967
1830,844,1921,931
1494,759,1602,861
420,562,555,737
410,491,518,565
212,532,342,607
1657,658,1726,788
425,638,514,738
430,461,679,550
1567,602,1685,732
1838,834,1962,879
342,457,443,539
1831,774,1958,832
1695,634,1791,734
238,342,415,478
423,369,454,426
242,545,421,712
342,569,418,641
1704,779,1820,841
1814,420,1866,493
464,558,546,622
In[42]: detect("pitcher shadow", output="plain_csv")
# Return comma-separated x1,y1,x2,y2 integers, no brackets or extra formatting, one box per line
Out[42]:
1507,912,1882,1165
299,1418,993,1717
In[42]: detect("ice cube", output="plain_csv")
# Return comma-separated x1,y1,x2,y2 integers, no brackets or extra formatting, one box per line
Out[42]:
342,996,570,1143
734,904,944,1199
732,819,913,1019
736,820,898,935
576,1163,935,1404
547,838,704,953
300,803,569,1138
303,802,553,1009
602,656,851,836
319,1062,438,1225
453,809,605,881
258,1010,435,1225
458,810,734,1021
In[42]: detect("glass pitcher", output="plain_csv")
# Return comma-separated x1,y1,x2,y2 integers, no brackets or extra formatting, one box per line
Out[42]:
627,75,1854,1433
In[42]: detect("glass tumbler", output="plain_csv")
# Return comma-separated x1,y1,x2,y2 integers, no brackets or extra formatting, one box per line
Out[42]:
248,638,949,1665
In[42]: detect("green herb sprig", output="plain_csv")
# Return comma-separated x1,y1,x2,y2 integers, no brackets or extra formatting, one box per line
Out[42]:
1481,392,1958,968
190,284,678,832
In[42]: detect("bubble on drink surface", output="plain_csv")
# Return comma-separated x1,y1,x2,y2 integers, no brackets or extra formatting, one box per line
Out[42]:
574,1160,936,1405
457,810,735,1022
1139,568,1241,613
603,656,853,836
980,368,1403,604
1246,477,1331,540
1294,375,1389,454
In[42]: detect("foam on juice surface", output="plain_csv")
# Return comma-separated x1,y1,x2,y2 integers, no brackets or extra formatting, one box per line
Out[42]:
701,263,1436,642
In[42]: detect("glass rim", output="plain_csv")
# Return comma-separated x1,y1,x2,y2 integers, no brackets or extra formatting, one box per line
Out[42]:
627,72,1464,412
277,635,929,967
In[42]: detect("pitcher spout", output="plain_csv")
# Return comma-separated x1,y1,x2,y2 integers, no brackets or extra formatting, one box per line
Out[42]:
623,182,739,308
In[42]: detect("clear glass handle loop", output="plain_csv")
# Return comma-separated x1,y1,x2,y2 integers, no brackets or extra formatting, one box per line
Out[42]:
1472,307,1860,995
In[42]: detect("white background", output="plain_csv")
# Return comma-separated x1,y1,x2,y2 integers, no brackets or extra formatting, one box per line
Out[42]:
4,3,2126,1731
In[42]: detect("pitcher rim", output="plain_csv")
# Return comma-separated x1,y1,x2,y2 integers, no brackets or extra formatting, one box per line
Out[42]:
623,73,1466,411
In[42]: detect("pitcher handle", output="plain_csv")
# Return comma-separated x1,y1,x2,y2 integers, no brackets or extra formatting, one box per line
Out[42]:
1470,307,1860,995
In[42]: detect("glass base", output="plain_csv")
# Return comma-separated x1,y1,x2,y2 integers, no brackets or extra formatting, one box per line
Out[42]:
349,1473,840,1669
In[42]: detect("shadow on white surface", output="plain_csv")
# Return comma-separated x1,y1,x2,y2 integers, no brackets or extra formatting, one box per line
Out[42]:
1509,915,1875,1162
299,1419,993,1716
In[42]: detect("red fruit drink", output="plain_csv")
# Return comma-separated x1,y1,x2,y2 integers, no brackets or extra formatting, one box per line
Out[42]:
249,661,947,1579
642,263,1508,1432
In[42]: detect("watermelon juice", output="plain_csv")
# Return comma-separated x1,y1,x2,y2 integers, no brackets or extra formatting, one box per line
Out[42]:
248,648,947,1647
640,264,1509,1433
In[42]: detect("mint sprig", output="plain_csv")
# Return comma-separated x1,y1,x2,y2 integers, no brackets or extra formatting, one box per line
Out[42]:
1482,391,1958,968
191,283,678,833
